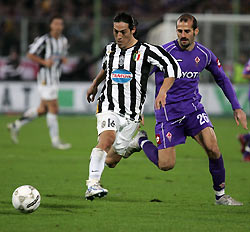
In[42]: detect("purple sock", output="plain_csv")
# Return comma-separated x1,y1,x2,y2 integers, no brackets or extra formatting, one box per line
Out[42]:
243,133,250,141
209,155,225,198
139,137,159,167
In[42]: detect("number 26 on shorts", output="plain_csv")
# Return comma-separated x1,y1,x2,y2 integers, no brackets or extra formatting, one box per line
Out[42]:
197,113,209,125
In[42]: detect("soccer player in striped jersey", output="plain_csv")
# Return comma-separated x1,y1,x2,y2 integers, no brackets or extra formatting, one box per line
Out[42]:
85,12,181,200
126,13,248,205
7,15,71,150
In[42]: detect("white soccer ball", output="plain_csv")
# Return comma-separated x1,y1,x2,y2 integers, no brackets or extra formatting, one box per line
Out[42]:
12,185,41,213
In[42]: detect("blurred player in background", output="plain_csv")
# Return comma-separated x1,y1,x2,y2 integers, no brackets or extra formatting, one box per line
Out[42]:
125,13,247,205
7,15,71,150
238,58,250,161
85,12,181,200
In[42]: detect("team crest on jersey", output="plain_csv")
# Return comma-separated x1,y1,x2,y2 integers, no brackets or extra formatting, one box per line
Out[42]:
216,58,222,68
155,134,161,145
101,121,106,128
195,56,200,64
111,69,133,84
166,132,172,142
133,51,141,61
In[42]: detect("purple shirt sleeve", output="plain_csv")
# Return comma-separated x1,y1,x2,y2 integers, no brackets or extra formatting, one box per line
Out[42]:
206,51,241,110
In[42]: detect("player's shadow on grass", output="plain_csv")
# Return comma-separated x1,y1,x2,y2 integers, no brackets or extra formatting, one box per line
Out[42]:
41,203,87,213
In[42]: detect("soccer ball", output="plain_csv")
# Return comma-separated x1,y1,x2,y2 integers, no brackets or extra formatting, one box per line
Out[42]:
12,185,41,213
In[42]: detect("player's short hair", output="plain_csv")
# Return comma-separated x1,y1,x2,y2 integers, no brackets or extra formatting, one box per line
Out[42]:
113,12,138,32
49,14,64,25
176,13,198,30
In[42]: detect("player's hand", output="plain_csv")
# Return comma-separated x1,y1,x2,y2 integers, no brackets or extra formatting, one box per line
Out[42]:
87,85,98,103
61,57,67,64
139,115,145,128
44,59,54,67
155,91,166,110
234,109,248,129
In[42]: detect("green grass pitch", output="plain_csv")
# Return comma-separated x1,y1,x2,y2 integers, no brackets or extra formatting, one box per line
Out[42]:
0,114,250,232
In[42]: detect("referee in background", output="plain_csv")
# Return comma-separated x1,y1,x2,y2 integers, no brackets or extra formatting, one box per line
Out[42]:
7,15,71,150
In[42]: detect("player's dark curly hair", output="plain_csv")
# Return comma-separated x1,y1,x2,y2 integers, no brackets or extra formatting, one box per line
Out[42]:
176,13,198,30
49,14,64,25
113,12,138,33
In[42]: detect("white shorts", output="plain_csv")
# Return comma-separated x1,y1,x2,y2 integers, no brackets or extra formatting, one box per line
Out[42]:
96,112,140,156
38,85,58,100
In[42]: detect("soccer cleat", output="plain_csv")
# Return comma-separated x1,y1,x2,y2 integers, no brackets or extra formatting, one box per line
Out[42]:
7,123,19,144
237,134,246,153
215,195,243,206
85,181,108,201
242,151,250,162
123,130,148,158
52,141,71,150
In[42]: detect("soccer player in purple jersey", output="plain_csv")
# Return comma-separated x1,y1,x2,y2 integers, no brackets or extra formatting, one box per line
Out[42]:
238,58,250,162
125,13,248,205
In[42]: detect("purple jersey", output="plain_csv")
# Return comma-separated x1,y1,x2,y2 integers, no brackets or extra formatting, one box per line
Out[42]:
243,58,250,100
154,40,241,122
243,59,250,75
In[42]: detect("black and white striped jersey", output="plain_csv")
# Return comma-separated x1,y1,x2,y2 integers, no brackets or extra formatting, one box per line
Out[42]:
28,33,68,86
97,41,181,121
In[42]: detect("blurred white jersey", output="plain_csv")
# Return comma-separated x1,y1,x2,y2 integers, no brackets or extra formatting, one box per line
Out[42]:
28,33,68,87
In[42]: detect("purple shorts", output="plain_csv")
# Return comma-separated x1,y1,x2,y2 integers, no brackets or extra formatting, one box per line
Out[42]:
155,108,213,149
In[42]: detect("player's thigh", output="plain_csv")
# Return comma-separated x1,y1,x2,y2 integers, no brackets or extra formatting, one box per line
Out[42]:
194,127,221,158
155,120,186,150
37,100,47,114
158,147,176,171
96,112,119,152
185,109,214,138
46,99,59,114
97,130,116,153
113,118,140,156
185,109,220,158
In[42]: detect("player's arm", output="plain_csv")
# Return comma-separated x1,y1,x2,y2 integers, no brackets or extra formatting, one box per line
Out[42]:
61,37,68,64
155,77,175,109
86,69,106,103
146,44,181,109
27,53,53,68
207,52,247,129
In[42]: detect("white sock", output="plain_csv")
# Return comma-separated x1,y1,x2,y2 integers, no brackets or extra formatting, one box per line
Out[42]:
46,112,59,144
15,108,38,130
88,148,107,185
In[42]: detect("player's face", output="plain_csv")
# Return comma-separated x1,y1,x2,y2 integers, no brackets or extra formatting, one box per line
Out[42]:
176,19,199,50
50,18,64,36
113,22,135,49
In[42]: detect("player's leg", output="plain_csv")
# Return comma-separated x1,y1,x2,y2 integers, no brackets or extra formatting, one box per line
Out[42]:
46,99,71,150
105,117,140,168
7,101,46,144
191,110,242,205
88,130,116,180
105,147,122,168
85,112,118,200
135,135,176,170
125,119,184,170
237,133,250,161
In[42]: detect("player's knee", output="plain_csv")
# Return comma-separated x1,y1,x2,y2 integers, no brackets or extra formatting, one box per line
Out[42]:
37,106,47,115
206,145,220,159
158,160,175,171
97,140,114,153
105,156,120,168
105,161,117,168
